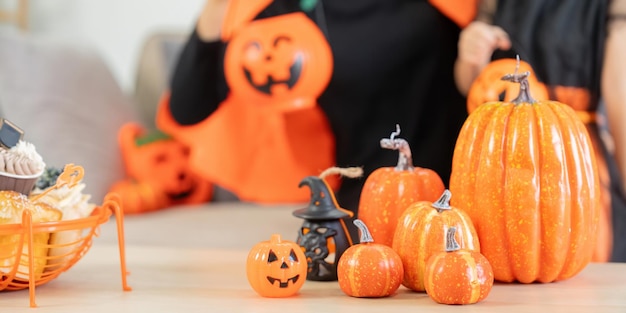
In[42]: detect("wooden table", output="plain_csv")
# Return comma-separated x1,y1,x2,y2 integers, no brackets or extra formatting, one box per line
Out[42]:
3,202,626,312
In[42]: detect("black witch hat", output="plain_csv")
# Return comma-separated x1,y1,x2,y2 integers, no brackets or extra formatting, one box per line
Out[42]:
292,176,352,220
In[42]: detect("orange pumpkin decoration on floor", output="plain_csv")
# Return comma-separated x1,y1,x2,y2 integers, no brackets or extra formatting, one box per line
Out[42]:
337,219,404,298
449,61,601,283
424,227,494,305
467,58,549,113
358,125,445,247
246,234,307,298
109,123,213,214
392,189,479,292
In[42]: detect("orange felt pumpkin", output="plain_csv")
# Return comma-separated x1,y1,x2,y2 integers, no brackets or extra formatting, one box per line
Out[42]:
110,123,213,214
156,4,337,203
467,58,549,113
337,219,403,298
246,234,308,298
449,64,601,283
358,125,445,247
424,227,494,305
392,189,479,292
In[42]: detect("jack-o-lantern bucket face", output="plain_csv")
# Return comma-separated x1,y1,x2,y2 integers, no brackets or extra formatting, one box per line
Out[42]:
224,13,333,110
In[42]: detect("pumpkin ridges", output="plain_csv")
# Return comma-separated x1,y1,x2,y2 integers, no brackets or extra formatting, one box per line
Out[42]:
471,103,515,282
550,101,600,280
503,103,542,283
535,103,571,282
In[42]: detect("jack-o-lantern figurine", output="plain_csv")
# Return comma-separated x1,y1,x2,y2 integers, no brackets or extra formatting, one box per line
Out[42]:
155,0,337,203
247,233,307,298
293,176,355,281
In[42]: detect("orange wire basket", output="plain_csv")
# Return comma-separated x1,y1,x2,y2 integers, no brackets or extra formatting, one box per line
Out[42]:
0,192,131,307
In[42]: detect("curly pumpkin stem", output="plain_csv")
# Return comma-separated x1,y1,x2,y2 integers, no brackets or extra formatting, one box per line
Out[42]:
379,124,413,171
431,189,452,213
501,55,537,104
445,227,461,252
353,219,374,244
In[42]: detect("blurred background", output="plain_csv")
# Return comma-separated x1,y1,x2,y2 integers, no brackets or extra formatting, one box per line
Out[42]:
0,0,203,93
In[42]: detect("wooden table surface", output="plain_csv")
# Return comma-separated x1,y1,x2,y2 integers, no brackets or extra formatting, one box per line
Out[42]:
3,202,626,312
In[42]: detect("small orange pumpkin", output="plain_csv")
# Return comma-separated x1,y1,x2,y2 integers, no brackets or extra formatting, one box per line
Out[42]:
449,61,601,283
424,227,494,305
467,58,549,113
337,219,403,298
246,234,307,298
392,189,479,292
358,125,445,246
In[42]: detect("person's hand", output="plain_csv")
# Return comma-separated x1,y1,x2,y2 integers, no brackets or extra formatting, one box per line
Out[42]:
197,0,230,42
454,21,511,95
457,21,511,68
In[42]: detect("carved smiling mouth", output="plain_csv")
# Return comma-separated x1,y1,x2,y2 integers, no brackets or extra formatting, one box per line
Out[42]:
243,53,303,95
266,275,300,288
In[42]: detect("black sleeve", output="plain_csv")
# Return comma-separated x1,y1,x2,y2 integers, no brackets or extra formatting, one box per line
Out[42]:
168,28,228,125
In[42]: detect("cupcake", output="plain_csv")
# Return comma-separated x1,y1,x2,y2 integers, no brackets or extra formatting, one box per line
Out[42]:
0,141,46,195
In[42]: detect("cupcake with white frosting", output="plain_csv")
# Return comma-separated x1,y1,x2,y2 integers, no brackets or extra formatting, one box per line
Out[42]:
0,140,46,194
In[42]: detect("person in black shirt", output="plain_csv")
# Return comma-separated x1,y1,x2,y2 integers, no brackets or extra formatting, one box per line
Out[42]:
160,0,471,214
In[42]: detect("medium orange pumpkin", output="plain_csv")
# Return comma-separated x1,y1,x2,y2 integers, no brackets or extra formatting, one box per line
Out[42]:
424,227,494,305
246,234,307,298
391,189,479,292
449,64,601,283
337,219,403,298
358,125,445,246
467,58,549,113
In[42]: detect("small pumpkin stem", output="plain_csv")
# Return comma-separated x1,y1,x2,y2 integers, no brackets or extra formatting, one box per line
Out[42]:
353,219,374,244
445,227,461,252
431,189,452,213
500,55,536,104
270,234,283,244
379,124,414,171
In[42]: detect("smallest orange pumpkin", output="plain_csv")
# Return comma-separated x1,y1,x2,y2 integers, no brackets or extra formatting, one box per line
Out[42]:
246,234,307,298
424,227,494,305
337,219,404,298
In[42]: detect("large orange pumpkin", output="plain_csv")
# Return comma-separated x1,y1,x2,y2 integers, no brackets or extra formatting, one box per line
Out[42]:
392,189,479,292
358,125,445,247
467,58,549,113
449,66,601,283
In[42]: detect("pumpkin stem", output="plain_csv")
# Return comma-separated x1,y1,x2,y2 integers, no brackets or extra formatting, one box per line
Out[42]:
431,189,452,212
379,124,413,171
445,227,461,252
501,55,536,104
270,234,283,244
353,219,374,244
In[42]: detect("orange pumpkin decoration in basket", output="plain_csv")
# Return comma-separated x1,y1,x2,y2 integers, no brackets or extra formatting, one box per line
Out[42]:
337,219,403,298
424,227,494,305
467,58,549,113
449,62,601,283
109,123,213,214
246,234,307,298
392,189,479,292
358,125,445,247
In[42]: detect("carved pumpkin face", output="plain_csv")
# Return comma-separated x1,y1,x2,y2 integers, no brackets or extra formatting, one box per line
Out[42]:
224,12,332,110
467,58,549,113
246,234,308,297
118,123,212,205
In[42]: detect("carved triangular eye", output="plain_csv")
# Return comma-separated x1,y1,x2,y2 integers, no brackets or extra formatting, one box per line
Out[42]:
289,249,298,262
268,250,278,263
